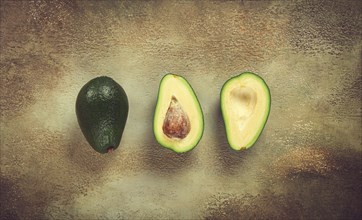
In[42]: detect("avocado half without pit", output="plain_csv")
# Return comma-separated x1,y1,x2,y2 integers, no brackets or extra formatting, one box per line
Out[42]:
76,76,129,154
221,72,271,151
153,74,204,153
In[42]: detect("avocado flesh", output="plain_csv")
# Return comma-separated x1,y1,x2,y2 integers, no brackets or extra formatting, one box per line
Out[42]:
76,76,129,154
154,74,204,153
221,72,271,150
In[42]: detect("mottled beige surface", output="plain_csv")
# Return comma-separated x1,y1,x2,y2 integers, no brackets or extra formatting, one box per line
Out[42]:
1,1,361,219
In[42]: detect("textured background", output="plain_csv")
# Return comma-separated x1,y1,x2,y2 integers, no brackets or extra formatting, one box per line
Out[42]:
1,0,361,219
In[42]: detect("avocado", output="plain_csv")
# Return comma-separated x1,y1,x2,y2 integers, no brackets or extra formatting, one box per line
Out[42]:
153,74,204,153
220,72,271,150
76,76,129,154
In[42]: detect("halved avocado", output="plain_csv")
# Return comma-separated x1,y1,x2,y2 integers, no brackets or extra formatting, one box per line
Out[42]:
220,72,271,150
153,74,204,153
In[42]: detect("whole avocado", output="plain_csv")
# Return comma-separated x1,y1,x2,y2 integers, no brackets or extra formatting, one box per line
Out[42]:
76,76,129,154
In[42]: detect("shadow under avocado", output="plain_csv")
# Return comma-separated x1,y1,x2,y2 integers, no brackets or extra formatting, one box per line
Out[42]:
140,100,197,175
212,99,253,175
66,120,116,174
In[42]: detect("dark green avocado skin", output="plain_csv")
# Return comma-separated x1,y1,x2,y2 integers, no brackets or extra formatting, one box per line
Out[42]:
76,76,129,154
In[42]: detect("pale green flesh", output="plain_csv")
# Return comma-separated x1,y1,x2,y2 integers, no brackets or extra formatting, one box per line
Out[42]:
153,74,204,153
221,72,271,150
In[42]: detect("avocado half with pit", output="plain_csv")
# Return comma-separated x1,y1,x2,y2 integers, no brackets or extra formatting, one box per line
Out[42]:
221,72,271,151
153,74,204,153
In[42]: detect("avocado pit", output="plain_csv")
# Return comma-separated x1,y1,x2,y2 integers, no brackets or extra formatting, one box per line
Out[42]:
162,96,191,139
